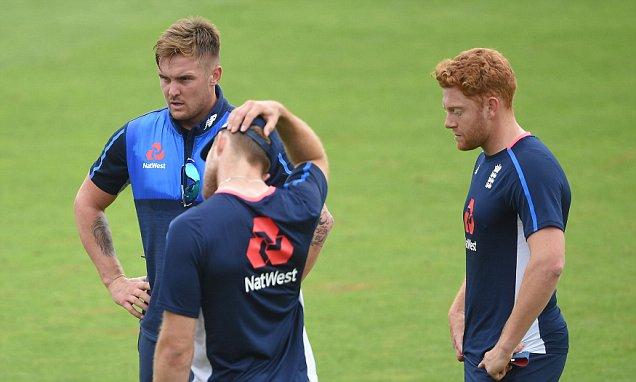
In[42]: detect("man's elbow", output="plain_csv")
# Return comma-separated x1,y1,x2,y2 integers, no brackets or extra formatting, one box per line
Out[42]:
74,185,95,219
73,188,84,216
546,256,565,279
156,342,192,368
553,260,564,278
162,349,191,368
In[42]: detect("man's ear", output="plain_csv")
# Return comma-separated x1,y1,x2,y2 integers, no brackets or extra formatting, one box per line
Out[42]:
213,132,228,156
485,96,500,119
210,65,222,86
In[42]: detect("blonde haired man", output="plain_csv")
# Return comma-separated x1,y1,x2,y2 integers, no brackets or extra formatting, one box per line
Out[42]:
74,17,331,381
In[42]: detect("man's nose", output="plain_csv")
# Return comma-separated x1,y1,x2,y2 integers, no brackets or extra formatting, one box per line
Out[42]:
167,83,180,98
445,114,456,129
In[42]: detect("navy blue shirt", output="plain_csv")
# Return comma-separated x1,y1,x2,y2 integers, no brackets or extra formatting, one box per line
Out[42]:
88,85,293,340
462,134,571,365
158,163,327,382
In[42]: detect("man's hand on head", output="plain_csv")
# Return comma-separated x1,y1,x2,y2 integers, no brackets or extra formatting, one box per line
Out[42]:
227,100,284,136
227,99,328,177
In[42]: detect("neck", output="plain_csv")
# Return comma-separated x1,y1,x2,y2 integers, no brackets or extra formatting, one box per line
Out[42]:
482,111,526,155
215,162,267,194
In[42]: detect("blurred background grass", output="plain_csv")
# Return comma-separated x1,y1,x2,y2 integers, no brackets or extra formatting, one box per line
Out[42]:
0,0,634,380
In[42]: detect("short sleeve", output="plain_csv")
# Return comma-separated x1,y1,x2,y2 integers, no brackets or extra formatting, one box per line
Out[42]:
509,151,571,238
89,125,129,195
282,162,328,218
156,214,204,318
265,130,294,188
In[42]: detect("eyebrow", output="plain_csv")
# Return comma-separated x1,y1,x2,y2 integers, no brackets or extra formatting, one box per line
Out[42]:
157,72,197,79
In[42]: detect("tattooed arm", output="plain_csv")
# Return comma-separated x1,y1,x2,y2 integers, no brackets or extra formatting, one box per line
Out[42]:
302,205,334,280
74,176,150,319
91,214,116,258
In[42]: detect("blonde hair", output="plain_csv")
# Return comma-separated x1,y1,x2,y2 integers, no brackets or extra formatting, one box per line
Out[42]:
154,16,221,67
434,48,516,108
225,126,271,174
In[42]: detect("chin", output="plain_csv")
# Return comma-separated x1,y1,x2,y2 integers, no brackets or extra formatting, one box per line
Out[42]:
456,142,468,151
457,139,480,151
169,109,191,122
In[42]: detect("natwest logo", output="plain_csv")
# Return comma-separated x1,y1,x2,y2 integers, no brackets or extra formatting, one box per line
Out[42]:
143,142,166,169
145,142,165,161
244,217,297,293
246,217,293,268
464,198,476,235
245,269,298,293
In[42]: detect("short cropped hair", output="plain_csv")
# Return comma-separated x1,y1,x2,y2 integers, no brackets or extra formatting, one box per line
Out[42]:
434,48,517,108
154,16,221,67
228,126,271,174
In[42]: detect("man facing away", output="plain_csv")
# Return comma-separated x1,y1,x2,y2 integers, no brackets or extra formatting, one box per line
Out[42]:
153,100,328,381
434,48,571,381
74,17,332,382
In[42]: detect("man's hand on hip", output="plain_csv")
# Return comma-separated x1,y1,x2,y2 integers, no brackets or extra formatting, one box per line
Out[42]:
107,275,151,319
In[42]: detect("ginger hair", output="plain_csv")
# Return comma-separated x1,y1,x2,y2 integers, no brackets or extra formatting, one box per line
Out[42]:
434,48,517,108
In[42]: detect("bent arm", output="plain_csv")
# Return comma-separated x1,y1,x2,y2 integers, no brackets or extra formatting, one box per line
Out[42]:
227,100,329,179
273,104,329,179
273,104,331,278
75,176,151,318
494,227,565,353
74,176,124,286
154,311,197,381
302,205,334,280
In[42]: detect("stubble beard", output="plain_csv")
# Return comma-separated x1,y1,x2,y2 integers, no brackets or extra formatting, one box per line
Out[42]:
170,105,198,128
461,114,489,151
169,96,209,128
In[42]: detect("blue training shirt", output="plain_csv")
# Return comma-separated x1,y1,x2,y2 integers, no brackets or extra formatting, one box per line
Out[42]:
462,134,571,366
88,85,292,341
158,163,327,382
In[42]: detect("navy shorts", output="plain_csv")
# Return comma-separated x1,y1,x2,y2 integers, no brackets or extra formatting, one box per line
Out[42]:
138,331,156,382
464,353,567,382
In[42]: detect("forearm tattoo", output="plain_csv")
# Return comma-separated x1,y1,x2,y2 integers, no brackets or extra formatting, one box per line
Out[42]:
91,215,115,257
311,208,334,247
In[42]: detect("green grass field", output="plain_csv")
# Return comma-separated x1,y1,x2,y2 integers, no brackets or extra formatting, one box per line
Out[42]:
1,0,634,380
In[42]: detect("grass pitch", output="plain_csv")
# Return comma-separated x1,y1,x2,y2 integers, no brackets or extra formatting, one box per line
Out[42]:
0,1,634,380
